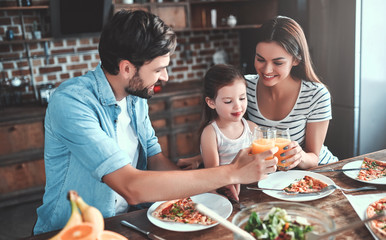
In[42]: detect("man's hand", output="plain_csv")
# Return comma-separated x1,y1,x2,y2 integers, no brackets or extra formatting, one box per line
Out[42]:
231,147,278,184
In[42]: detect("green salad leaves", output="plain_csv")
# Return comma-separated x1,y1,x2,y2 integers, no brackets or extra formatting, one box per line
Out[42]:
244,207,313,240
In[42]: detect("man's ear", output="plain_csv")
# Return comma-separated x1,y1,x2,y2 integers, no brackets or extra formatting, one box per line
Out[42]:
118,60,136,79
205,97,216,109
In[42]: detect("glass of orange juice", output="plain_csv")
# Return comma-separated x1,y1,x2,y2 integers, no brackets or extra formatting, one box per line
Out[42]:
250,127,275,159
274,128,292,167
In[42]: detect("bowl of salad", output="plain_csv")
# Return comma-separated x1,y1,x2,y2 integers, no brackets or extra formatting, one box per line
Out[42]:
232,202,335,240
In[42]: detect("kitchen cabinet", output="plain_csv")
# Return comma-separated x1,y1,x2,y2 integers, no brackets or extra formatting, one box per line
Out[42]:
148,84,202,162
114,1,190,30
114,0,278,31
0,105,46,207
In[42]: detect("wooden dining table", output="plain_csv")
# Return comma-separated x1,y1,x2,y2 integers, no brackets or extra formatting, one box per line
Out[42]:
26,149,386,240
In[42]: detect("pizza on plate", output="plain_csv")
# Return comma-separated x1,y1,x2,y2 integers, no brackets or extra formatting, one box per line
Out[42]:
357,157,386,181
366,196,386,239
152,197,216,225
283,175,328,193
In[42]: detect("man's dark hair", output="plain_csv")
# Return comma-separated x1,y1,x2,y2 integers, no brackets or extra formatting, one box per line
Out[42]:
99,10,177,75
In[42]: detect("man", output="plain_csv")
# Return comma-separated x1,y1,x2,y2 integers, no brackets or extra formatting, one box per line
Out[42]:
34,10,277,234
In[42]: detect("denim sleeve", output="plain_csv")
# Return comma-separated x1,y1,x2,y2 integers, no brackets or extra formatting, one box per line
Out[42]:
47,90,130,181
140,99,162,157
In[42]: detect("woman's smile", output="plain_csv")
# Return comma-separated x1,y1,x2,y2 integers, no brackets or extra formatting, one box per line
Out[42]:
261,74,277,81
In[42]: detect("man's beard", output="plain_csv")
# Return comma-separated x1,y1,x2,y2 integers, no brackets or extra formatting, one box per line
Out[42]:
125,72,154,99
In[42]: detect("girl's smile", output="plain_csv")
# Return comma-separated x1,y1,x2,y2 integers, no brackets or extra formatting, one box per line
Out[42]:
231,111,243,117
207,78,247,123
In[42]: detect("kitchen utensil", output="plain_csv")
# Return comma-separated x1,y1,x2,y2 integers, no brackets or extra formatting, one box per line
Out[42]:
121,220,166,240
306,211,386,240
246,185,336,195
336,185,377,192
247,185,376,194
310,168,368,173
194,203,255,240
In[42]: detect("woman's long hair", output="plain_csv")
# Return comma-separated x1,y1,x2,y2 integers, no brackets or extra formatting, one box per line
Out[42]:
257,16,320,83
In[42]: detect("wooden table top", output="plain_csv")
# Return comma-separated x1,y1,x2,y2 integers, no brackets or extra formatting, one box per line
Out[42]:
27,149,386,240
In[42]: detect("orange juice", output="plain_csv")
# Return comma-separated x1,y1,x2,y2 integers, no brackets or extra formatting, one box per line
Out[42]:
251,138,275,159
275,137,291,167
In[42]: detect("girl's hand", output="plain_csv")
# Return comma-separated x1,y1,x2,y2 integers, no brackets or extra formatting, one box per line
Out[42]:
176,155,202,170
217,184,241,201
277,141,305,170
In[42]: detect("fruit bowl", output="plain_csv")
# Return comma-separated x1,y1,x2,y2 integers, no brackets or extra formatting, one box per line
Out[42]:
232,202,336,239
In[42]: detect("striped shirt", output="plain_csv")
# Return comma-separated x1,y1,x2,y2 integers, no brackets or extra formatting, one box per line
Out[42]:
245,74,338,165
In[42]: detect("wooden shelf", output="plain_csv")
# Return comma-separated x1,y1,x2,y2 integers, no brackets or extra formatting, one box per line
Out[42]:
0,185,44,208
115,2,188,7
189,0,252,4
0,104,46,124
176,24,262,32
0,5,49,11
0,38,52,45
0,148,44,167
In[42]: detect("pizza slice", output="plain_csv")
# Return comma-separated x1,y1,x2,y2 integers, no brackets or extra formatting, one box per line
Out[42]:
357,157,386,181
366,197,386,239
283,175,328,193
152,197,216,225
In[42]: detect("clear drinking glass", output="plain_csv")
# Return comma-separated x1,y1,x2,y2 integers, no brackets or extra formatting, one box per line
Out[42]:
250,127,275,159
274,128,292,167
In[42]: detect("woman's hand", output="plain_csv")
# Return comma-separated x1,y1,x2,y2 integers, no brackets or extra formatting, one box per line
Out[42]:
277,140,304,170
277,140,317,170
176,155,202,170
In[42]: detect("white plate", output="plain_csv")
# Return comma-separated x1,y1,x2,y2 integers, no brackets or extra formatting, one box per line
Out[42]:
147,193,232,232
345,193,386,240
342,160,386,185
258,170,335,202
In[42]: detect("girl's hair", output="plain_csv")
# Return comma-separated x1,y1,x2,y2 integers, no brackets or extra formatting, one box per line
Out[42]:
257,16,320,83
99,10,177,75
199,64,245,135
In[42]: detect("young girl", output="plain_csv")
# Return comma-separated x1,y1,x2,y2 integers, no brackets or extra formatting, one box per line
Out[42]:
200,64,258,200
246,16,338,170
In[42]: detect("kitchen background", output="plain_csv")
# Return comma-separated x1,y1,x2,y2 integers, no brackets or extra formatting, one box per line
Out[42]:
0,0,385,239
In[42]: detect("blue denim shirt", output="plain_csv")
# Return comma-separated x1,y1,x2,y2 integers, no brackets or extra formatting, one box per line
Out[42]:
34,64,162,234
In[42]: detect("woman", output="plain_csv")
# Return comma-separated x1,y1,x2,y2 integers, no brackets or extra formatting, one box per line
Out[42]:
245,16,337,170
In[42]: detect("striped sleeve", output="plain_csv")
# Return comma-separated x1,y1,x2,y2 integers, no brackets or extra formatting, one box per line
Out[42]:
307,83,332,122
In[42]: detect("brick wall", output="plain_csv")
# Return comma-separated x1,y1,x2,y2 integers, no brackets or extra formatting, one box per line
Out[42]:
0,0,240,105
